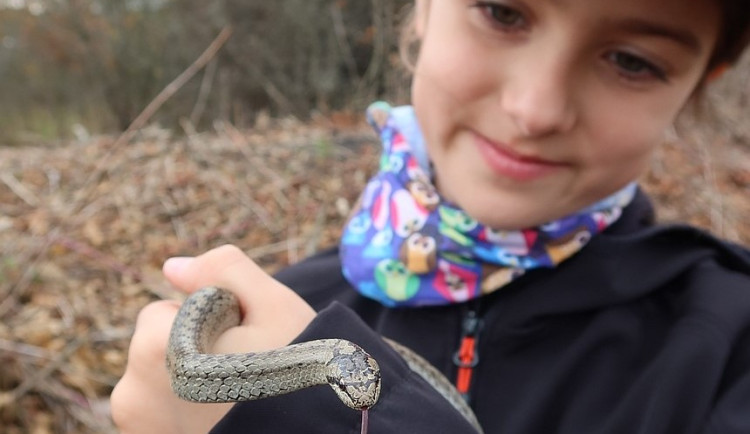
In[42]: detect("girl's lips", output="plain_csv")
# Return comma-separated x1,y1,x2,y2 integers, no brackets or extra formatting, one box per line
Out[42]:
474,133,568,181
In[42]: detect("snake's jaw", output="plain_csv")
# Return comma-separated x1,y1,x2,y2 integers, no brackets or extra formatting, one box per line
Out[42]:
326,342,382,410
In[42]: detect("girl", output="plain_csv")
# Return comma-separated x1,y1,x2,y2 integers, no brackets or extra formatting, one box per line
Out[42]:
112,0,750,432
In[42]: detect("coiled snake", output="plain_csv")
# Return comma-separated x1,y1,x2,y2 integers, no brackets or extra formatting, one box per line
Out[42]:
166,286,483,433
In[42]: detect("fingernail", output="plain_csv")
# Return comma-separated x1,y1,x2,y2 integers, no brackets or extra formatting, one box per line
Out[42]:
163,256,194,274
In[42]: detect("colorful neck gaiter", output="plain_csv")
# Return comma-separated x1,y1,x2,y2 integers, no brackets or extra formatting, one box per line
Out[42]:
340,102,637,307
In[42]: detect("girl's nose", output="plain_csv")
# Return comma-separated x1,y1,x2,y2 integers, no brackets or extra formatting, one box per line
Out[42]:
500,53,577,138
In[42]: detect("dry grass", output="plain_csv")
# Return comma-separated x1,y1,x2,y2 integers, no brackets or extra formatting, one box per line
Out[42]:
0,57,748,433
0,115,378,433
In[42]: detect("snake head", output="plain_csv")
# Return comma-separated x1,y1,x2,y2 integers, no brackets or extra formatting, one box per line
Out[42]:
326,341,382,410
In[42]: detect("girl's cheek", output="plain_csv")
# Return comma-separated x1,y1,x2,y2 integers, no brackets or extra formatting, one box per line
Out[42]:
416,33,496,104
585,88,681,157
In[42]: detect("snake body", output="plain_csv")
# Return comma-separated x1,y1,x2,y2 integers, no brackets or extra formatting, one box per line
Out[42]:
166,286,483,432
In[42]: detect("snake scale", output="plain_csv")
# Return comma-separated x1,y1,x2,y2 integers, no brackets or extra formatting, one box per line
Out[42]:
166,286,483,433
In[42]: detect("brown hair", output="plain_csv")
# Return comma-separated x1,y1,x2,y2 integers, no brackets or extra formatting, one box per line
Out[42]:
709,0,750,70
398,1,750,77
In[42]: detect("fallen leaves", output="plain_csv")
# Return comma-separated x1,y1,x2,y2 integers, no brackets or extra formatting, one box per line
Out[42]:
0,117,377,432
0,107,747,432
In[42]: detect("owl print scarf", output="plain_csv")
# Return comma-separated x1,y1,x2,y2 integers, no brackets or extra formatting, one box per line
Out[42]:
340,102,637,307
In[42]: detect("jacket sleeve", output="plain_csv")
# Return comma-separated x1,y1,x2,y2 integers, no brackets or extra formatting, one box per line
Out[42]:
209,302,478,434
701,329,750,434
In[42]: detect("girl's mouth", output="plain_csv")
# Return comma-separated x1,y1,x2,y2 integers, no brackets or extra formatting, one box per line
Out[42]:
473,132,568,181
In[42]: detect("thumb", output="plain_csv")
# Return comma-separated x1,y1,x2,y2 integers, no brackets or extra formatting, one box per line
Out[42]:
162,245,265,295
162,244,279,319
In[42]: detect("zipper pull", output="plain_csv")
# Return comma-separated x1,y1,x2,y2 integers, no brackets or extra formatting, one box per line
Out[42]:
453,308,482,404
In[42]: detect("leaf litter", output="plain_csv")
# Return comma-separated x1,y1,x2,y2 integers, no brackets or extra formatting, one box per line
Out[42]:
0,104,747,432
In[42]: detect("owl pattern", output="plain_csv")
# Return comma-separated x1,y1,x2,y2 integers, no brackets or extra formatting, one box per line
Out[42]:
340,102,636,307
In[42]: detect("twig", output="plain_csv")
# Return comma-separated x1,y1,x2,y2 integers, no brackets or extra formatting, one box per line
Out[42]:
0,172,39,207
190,57,219,125
287,222,299,264
0,232,58,318
246,238,303,260
358,0,388,96
215,121,284,184
36,375,117,433
0,338,52,360
329,2,359,81
51,235,143,281
243,35,297,116
89,328,135,343
0,338,83,408
305,205,328,257
112,25,233,153
159,195,191,242
699,138,725,236
215,121,290,208
69,25,234,217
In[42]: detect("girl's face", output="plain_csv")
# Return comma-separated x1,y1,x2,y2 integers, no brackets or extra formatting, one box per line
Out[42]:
411,0,720,229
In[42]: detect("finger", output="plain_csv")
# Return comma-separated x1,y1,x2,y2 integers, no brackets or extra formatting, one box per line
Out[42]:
112,301,181,433
127,300,180,375
111,375,177,434
162,244,315,348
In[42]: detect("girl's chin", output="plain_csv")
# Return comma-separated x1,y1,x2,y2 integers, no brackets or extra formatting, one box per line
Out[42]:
434,166,581,229
456,197,558,230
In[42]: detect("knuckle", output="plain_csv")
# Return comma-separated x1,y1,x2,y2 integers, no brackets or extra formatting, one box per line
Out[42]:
110,382,136,429
129,301,177,363
211,244,245,260
135,300,175,326
203,245,261,283
197,245,254,282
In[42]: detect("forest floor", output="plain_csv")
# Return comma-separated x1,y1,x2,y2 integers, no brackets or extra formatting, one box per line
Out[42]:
0,77,749,432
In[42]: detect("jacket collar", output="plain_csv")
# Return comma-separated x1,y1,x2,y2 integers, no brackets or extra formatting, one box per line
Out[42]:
485,188,750,323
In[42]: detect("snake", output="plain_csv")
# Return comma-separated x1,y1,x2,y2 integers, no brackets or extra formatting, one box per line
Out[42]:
166,286,484,433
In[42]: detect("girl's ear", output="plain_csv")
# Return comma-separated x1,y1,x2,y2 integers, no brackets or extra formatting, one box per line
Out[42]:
414,0,431,38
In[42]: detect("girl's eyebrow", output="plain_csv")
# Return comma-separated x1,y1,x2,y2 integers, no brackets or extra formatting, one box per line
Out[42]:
617,18,702,53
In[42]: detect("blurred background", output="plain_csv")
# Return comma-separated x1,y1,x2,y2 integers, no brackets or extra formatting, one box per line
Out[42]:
0,1,748,433
0,0,410,145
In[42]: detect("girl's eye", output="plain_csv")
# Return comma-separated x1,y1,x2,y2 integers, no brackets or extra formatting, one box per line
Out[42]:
472,2,526,30
608,51,667,82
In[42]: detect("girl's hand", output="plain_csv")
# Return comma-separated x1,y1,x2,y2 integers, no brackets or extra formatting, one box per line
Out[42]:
110,245,317,434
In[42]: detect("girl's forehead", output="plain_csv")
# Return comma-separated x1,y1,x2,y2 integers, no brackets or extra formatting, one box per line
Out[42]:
448,0,721,24
584,0,720,52
445,0,722,53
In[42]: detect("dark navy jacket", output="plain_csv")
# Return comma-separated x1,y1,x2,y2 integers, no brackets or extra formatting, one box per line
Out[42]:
211,192,750,433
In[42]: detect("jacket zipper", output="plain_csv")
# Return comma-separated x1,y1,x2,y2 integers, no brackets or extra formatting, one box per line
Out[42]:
453,304,483,404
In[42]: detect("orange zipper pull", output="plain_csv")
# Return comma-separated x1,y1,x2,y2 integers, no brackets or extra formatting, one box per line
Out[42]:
453,309,482,403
